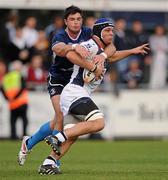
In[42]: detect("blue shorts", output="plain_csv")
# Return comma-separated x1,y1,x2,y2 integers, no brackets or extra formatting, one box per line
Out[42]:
47,74,69,98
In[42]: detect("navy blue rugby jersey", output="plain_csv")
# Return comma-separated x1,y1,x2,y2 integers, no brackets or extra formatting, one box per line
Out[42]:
49,26,92,80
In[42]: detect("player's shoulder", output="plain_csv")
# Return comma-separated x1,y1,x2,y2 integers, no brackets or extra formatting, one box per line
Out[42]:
53,28,66,38
52,28,67,45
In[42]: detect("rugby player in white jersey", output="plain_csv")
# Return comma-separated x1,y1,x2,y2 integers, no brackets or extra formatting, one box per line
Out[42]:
44,18,149,169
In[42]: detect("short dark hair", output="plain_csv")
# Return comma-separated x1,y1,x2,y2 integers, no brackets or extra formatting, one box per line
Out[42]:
64,5,82,19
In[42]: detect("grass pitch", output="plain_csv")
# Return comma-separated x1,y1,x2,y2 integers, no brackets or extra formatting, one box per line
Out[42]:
0,140,168,180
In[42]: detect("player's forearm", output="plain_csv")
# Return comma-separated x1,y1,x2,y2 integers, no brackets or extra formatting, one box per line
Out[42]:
52,43,73,57
108,49,134,62
66,51,95,71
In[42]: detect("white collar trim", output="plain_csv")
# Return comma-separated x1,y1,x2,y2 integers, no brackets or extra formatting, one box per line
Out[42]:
65,28,82,41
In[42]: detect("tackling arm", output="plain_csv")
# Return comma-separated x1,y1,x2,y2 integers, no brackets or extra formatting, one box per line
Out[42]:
52,42,90,58
66,51,95,71
52,42,73,57
66,51,103,78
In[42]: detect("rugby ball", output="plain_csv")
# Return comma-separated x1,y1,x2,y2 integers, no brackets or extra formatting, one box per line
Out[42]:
83,69,96,83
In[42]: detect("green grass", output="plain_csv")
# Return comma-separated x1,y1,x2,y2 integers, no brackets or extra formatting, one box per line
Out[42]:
0,140,168,180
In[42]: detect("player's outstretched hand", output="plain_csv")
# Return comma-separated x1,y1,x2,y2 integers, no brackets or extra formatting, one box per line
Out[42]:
75,44,90,59
132,43,150,55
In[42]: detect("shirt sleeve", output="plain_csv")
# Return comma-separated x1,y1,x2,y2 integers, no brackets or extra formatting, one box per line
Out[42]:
52,32,66,48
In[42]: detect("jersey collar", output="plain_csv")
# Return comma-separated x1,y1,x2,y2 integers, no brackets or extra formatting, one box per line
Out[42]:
65,28,82,41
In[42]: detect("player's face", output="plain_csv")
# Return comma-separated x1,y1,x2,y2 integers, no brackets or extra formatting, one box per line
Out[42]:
64,13,83,34
101,27,114,44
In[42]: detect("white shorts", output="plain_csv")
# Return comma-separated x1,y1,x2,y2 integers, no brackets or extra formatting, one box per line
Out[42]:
60,83,90,116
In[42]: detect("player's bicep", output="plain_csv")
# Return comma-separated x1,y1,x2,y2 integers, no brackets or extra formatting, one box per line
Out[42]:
51,33,68,56
52,42,66,54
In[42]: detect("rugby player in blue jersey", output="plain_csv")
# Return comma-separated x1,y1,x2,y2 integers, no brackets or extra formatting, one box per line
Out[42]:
18,6,116,174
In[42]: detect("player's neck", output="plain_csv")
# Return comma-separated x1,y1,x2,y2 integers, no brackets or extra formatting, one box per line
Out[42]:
92,35,105,49
65,28,81,40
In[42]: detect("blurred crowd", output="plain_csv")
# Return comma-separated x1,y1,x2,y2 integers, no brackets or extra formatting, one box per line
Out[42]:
0,12,168,94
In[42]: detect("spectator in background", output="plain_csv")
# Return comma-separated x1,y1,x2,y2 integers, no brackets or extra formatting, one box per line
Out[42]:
22,16,39,49
125,19,149,86
33,30,49,54
45,16,64,41
0,24,10,61
31,30,49,69
5,11,19,42
45,16,64,69
26,55,47,91
8,26,29,64
0,11,19,63
114,17,127,50
84,16,96,28
114,17,129,81
1,61,29,139
127,19,149,63
122,59,143,89
127,19,149,48
149,25,168,89
141,55,152,85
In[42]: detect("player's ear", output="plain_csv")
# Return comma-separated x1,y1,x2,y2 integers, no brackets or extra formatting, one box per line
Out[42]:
64,19,67,26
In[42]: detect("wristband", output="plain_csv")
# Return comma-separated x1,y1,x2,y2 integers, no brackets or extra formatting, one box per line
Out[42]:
72,44,77,50
90,64,97,72
101,52,108,59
